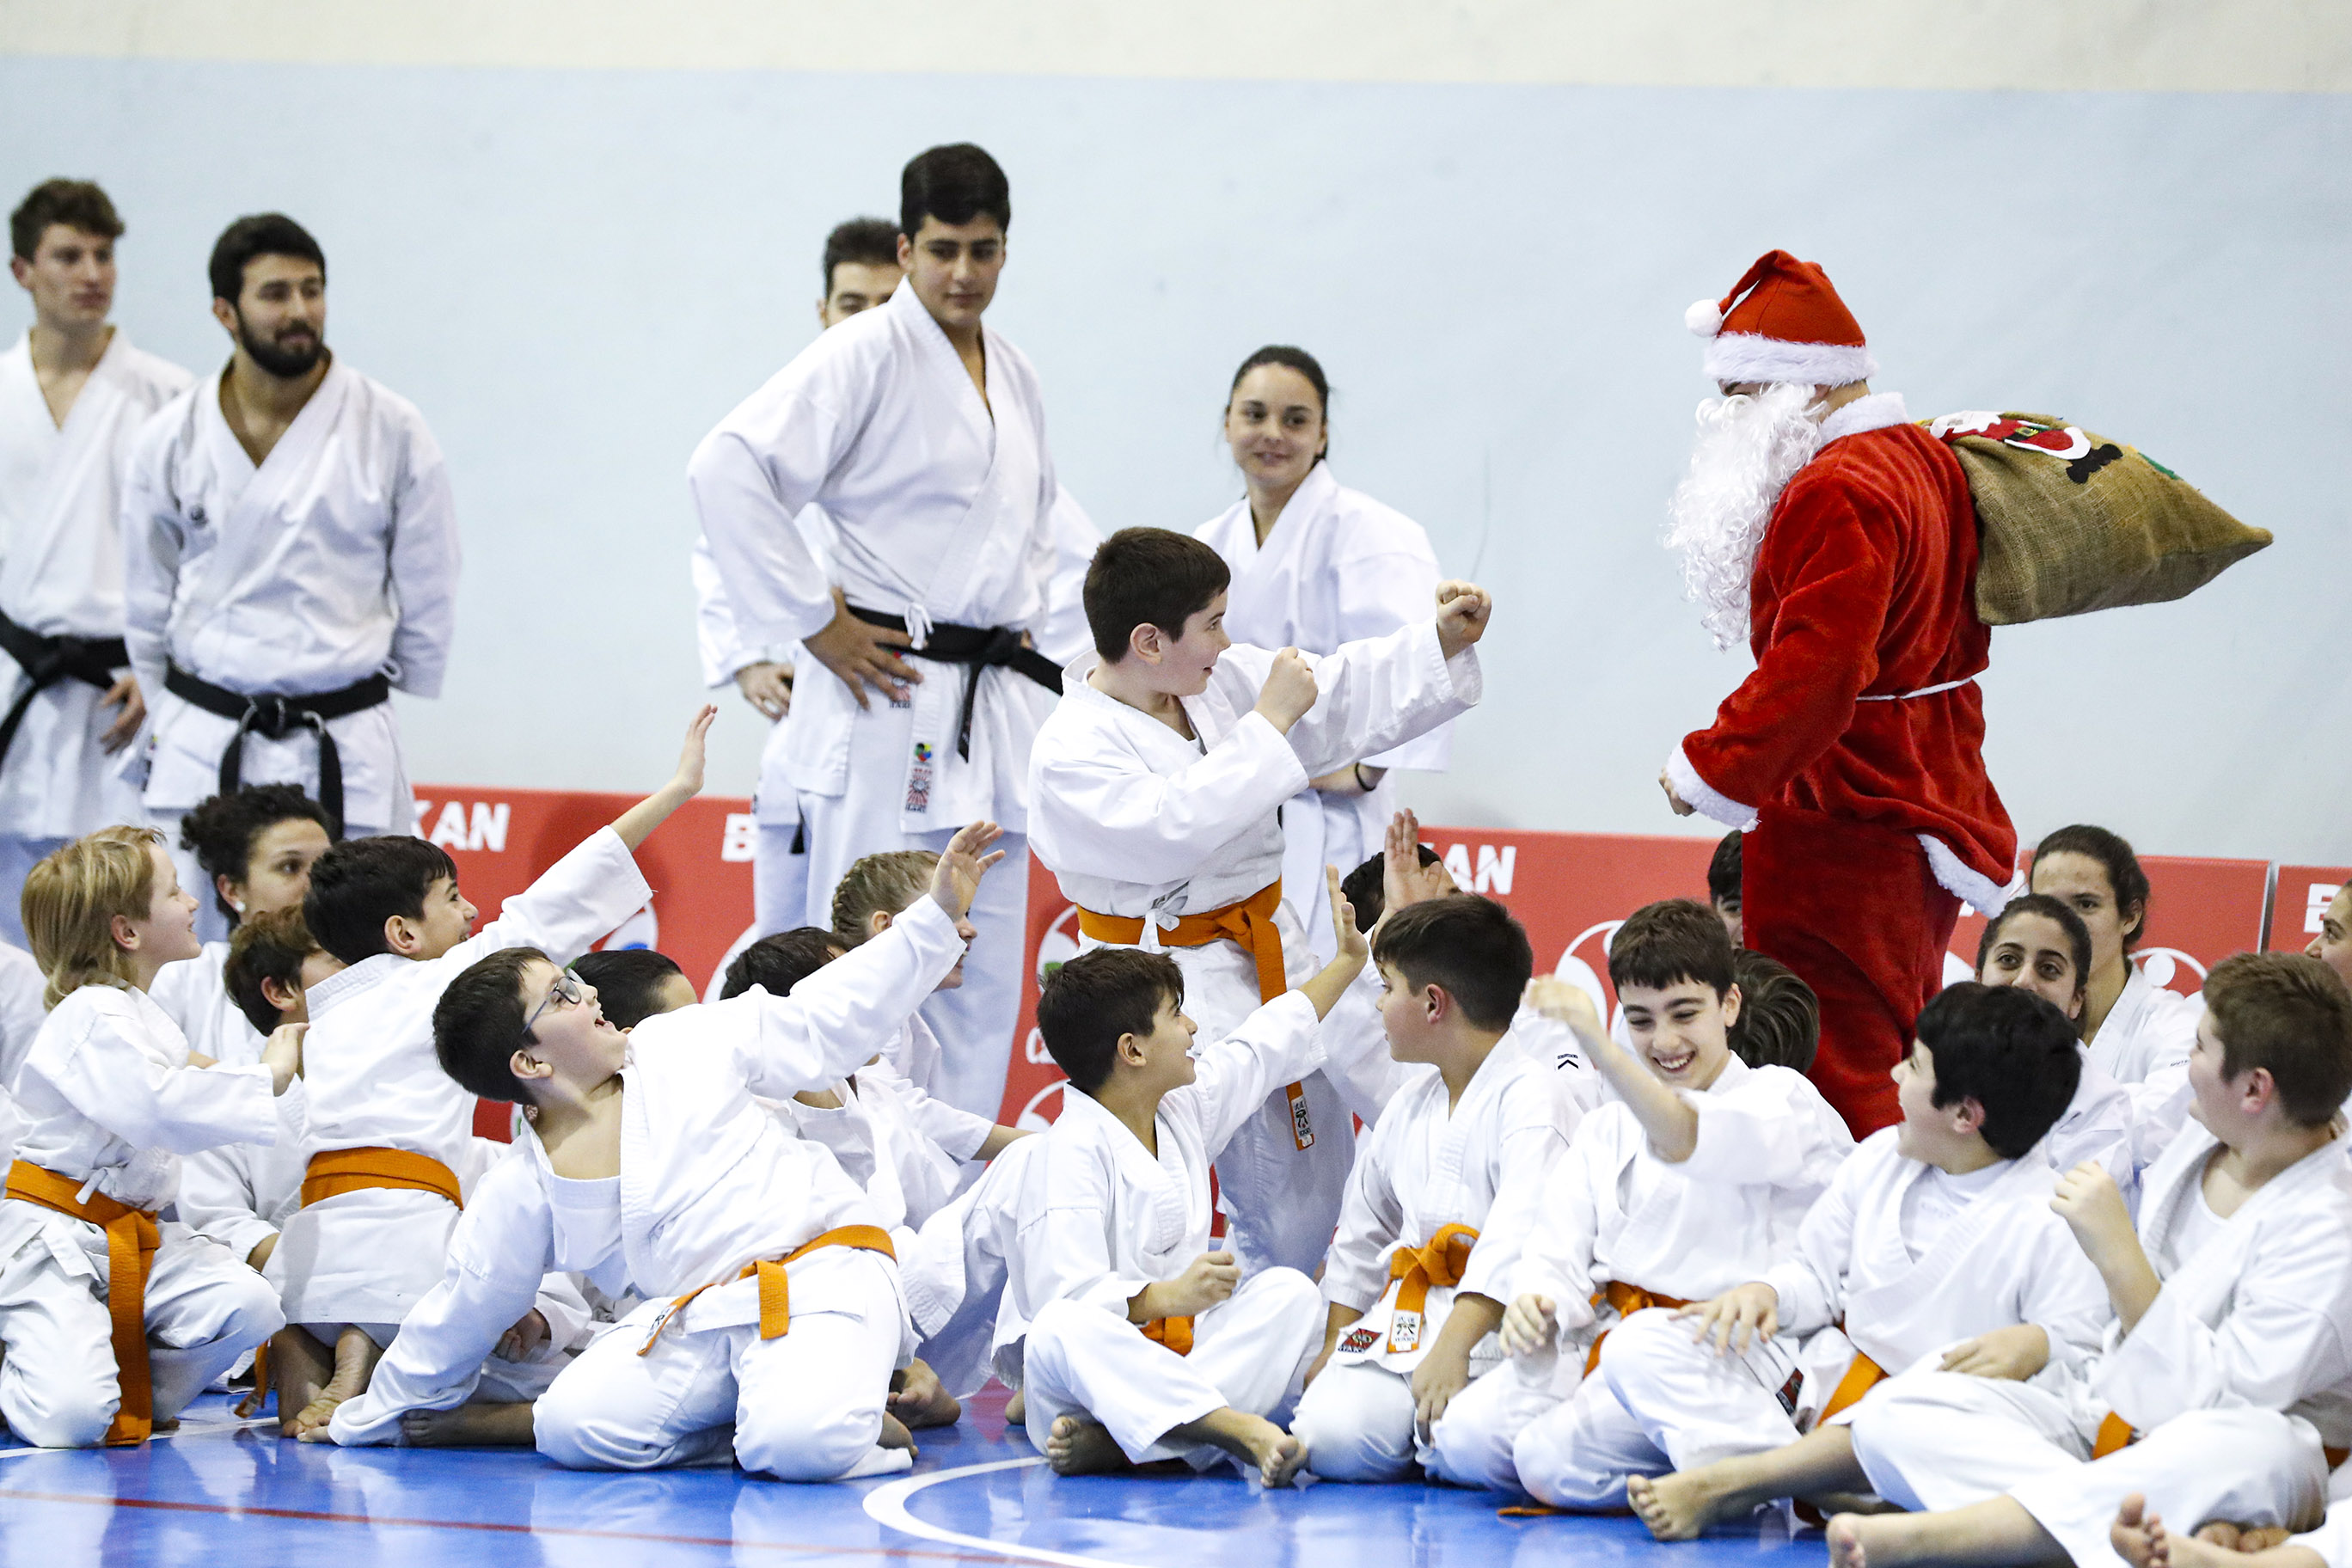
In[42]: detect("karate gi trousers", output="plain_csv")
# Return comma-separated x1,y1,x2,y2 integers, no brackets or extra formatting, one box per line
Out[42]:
1746,806,1959,1137
533,1246,910,1482
1020,1265,1321,1472
1292,1350,1544,1486
1850,1371,2329,1568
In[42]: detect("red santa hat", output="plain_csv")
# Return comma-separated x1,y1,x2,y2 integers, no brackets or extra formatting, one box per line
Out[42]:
1686,250,1877,387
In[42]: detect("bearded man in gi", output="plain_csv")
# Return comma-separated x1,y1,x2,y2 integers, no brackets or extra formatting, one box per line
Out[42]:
1657,250,2018,1136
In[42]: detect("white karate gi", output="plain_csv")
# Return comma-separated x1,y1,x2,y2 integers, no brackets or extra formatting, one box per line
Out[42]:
1444,1057,1853,1504
0,331,192,945
1849,1123,2352,1568
1195,464,1449,965
148,943,305,1269
119,361,460,931
768,1057,993,1231
2093,967,2203,1171
273,827,651,1337
1027,622,1479,1279
334,898,966,1481
0,984,285,1445
895,1132,1040,1400
693,280,1063,1123
1290,1032,1575,1484
0,937,49,1165
1004,990,1331,1470
2055,1046,2140,1197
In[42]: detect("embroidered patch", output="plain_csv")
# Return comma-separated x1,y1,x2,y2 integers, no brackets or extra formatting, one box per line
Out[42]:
1340,1326,1381,1354
1387,1309,1424,1354
1287,1081,1315,1150
905,742,934,813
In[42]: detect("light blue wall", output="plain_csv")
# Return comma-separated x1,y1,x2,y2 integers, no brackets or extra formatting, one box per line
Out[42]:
4,59,2344,861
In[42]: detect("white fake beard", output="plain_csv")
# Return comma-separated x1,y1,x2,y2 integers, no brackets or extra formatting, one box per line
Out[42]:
1664,382,1824,650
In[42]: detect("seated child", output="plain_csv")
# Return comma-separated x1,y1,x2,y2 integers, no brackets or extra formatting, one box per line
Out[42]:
0,935,45,1164
1976,893,2137,1187
568,948,697,1028
1623,982,2110,1540
1708,830,1743,947
153,783,333,1063
1726,950,1817,1073
1004,867,1371,1486
1832,953,2352,1568
0,826,303,1445
1027,525,1487,1281
270,707,715,1436
324,822,1003,1479
1288,894,1578,1484
830,850,963,1099
1442,897,1854,1505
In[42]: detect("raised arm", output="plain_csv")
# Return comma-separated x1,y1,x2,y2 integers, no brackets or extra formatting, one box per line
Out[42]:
1280,583,1489,781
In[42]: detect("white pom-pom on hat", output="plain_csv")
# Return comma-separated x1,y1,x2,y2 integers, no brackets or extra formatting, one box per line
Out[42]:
1685,297,1724,338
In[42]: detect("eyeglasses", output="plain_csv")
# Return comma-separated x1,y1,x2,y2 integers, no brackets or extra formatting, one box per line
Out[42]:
522,969,586,1042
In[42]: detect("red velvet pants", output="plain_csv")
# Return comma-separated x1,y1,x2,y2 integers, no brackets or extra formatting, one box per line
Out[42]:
1742,805,1960,1137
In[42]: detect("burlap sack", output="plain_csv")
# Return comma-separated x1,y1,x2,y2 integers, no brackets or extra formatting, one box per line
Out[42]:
1926,411,2271,626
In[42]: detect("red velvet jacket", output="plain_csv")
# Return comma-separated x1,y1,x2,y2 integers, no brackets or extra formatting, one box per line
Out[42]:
1675,406,2016,901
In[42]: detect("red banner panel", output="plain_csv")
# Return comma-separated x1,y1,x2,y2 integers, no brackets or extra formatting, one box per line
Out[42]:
2269,867,2349,954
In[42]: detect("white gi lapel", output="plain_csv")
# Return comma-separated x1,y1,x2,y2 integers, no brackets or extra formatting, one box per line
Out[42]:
0,335,60,564
199,362,352,612
1841,1154,2048,1364
1219,464,1334,648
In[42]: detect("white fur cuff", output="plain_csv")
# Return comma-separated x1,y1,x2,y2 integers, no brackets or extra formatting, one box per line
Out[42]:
1919,834,2025,916
1666,744,1759,832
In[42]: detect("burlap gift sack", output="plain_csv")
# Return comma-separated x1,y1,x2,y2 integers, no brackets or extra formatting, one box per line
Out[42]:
1926,411,2271,626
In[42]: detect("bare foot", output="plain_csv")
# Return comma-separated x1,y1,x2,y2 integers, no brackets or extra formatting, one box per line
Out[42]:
879,1413,916,1455
288,1326,381,1439
2236,1530,2294,1552
1827,1512,1914,1568
2200,1524,2246,1552
397,1401,538,1448
1045,1415,1130,1476
1631,1468,1743,1541
2115,1495,2171,1568
1005,1387,1026,1426
889,1359,962,1430
1173,1408,1307,1489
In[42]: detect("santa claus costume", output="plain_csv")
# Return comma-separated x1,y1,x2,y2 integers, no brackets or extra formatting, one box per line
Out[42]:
1663,251,2016,1136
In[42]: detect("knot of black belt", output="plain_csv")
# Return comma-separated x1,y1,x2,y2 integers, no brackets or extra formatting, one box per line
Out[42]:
0,609,129,772
164,663,392,841
846,608,1063,760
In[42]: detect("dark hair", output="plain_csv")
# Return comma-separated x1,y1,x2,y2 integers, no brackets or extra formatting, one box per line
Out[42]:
1915,983,2083,1160
2202,952,2352,1128
570,947,686,1031
1726,950,1817,1073
721,928,843,1001
1227,346,1331,461
1371,896,1532,1032
222,907,319,1037
1976,895,2093,1002
208,213,326,306
1036,947,1183,1095
180,784,332,924
900,144,1010,238
823,217,901,292
2031,824,2152,951
1708,830,1743,910
433,946,544,1104
1608,898,1736,999
303,835,458,965
1340,844,1441,934
1084,527,1232,664
11,179,122,262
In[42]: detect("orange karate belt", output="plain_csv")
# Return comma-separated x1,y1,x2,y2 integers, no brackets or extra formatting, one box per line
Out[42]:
1078,881,1315,1151
1142,1315,1195,1356
5,1161,162,1446
300,1147,464,1210
637,1225,897,1355
1383,1223,1480,1354
1819,1351,1886,1423
2093,1411,2348,1470
1582,1281,1694,1376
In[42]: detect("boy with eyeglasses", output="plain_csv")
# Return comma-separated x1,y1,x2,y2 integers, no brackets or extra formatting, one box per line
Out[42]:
265,707,716,1436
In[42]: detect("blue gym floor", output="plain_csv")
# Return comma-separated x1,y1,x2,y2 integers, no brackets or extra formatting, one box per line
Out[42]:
0,1388,1829,1566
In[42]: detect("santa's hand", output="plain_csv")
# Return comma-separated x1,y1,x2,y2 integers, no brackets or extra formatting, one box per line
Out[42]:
1659,770,1696,817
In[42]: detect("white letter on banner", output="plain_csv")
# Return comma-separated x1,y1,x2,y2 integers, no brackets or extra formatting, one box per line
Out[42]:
1475,845,1516,896
1442,843,1473,886
721,813,757,863
429,800,470,849
468,803,510,854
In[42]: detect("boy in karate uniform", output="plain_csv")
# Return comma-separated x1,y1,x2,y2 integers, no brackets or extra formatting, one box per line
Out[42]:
269,709,714,1432
324,823,1001,1479
1289,893,1577,1483
1027,524,1487,1280
1626,983,2112,1539
1826,952,2352,1568
1445,898,1853,1500
1005,869,1370,1485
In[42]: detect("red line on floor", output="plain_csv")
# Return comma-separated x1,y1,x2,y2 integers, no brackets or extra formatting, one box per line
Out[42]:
0,1486,1015,1563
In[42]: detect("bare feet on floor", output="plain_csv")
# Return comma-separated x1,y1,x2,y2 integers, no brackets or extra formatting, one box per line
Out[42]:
1630,1469,1744,1541
1179,1409,1307,1490
1005,1388,1026,1426
889,1358,962,1430
880,1413,916,1455
396,1401,538,1449
1045,1416,1130,1476
1827,1511,1914,1568
289,1326,382,1441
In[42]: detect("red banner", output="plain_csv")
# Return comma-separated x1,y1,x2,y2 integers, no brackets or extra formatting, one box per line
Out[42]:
2270,867,2349,954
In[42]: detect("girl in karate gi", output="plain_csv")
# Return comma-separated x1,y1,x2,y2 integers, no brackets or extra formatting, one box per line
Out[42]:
0,826,303,1445
2030,825,2204,1165
1975,894,2138,1188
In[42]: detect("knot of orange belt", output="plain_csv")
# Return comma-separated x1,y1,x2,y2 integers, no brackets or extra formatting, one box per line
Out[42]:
1078,881,1314,1151
6,1161,162,1445
1142,1314,1194,1356
1384,1222,1480,1354
300,1146,465,1210
2093,1410,2348,1470
1583,1281,1694,1376
638,1226,897,1355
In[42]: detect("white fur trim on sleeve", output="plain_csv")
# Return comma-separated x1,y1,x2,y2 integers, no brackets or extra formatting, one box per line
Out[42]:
1666,744,1759,832
1703,333,1877,388
1918,834,2025,916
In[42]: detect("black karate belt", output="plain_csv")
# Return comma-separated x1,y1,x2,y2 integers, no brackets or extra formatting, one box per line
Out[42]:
848,607,1063,761
0,609,129,773
163,662,391,841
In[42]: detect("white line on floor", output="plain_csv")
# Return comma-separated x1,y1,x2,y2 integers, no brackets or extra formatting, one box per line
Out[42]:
863,1455,1148,1568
